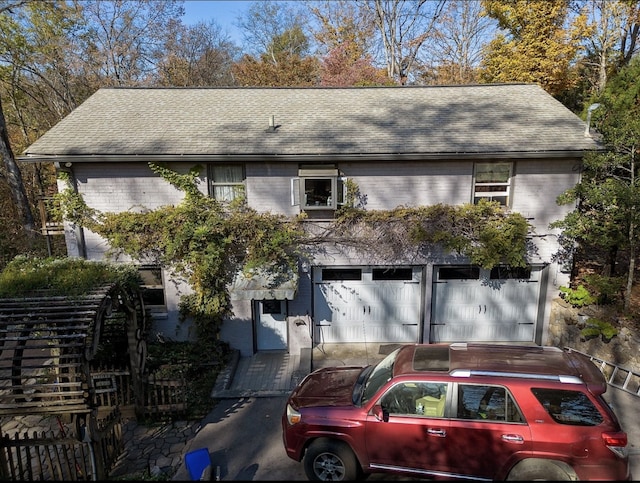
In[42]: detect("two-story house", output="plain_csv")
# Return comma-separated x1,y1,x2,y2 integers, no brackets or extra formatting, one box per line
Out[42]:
20,84,600,357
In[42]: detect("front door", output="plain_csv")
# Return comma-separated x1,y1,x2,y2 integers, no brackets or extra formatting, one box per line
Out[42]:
256,300,287,350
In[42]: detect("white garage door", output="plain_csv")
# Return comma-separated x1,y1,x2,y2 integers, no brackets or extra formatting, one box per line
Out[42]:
313,267,422,344
431,265,542,343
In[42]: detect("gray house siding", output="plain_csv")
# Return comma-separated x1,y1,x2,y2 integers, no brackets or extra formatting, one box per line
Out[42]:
336,161,473,207
512,158,581,233
57,157,575,355
245,163,299,216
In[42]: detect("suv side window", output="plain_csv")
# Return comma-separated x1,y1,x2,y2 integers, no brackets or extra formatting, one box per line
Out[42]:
380,382,447,417
531,388,604,426
457,384,524,422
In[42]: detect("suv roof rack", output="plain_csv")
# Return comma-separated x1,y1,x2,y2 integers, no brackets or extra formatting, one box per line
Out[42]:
450,342,561,353
449,369,583,384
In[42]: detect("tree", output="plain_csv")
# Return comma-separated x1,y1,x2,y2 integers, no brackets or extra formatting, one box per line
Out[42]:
232,25,320,86
0,0,56,253
307,0,386,86
480,0,588,96
319,40,390,86
237,0,313,59
155,19,240,87
419,0,496,84
308,0,377,56
552,57,640,311
232,1,319,86
76,0,184,86
0,96,35,247
362,0,447,85
577,0,640,95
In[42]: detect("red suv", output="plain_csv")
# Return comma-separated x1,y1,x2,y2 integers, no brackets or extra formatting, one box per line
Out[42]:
282,343,631,481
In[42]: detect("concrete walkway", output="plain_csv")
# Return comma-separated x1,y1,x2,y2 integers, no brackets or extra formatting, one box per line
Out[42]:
210,343,393,399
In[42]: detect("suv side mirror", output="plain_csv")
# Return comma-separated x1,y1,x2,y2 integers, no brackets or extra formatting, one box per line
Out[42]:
372,404,389,422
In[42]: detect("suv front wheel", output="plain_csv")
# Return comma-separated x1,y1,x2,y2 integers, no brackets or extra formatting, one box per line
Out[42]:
304,438,362,481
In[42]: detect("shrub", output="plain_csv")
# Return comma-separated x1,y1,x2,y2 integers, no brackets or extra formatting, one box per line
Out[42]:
583,274,624,305
580,318,618,342
559,284,596,307
146,340,232,419
0,255,140,296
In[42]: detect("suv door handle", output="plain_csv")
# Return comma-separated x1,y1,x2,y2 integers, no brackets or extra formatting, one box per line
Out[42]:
427,428,446,437
501,434,524,444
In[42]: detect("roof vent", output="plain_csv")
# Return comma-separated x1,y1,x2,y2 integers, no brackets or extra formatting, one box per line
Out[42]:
584,103,601,137
266,115,279,133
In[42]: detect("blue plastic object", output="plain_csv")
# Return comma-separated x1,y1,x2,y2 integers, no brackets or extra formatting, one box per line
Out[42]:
184,447,211,480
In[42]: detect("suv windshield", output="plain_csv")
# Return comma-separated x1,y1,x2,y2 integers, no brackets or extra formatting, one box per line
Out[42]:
360,348,400,404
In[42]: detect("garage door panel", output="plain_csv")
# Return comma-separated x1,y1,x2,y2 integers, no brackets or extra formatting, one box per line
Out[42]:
316,324,365,345
314,268,422,344
432,266,541,343
431,322,535,343
316,322,419,344
369,322,419,341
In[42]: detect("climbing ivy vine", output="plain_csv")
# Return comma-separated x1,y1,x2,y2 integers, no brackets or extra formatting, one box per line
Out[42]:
54,163,533,343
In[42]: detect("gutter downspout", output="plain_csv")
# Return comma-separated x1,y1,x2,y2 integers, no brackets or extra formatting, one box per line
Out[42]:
54,162,87,259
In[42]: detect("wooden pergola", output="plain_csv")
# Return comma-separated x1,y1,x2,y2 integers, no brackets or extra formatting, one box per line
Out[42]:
0,283,147,419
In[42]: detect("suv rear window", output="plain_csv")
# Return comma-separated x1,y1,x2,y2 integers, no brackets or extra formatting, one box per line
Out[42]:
531,388,604,426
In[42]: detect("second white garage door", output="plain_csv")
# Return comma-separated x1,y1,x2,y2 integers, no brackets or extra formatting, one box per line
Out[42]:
430,265,542,343
313,267,422,344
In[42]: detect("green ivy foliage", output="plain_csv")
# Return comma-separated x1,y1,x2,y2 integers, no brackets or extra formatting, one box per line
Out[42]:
0,255,140,297
54,163,306,343
53,165,533,343
335,200,531,269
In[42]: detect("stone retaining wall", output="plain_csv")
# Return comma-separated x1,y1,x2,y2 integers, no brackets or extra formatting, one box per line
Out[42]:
547,298,640,374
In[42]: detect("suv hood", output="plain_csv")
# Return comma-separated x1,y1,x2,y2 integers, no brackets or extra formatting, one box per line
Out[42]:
289,366,364,408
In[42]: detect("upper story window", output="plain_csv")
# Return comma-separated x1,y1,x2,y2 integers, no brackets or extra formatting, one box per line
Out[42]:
473,162,512,206
291,166,346,211
208,164,245,202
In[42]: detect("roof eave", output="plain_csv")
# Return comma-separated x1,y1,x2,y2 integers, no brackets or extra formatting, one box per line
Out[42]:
19,150,599,164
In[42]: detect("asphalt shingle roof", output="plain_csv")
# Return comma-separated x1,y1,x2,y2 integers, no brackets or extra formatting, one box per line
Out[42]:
22,84,600,159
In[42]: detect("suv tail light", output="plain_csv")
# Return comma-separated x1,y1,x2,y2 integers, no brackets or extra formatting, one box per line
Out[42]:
602,431,628,458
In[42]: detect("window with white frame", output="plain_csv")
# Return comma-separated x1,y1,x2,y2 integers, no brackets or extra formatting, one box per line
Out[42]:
208,164,245,202
138,265,166,312
473,162,512,206
291,166,347,211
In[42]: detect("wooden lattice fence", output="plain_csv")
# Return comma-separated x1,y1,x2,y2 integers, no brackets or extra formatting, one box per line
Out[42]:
0,367,189,481
0,408,123,481
142,369,188,419
0,283,190,481
90,365,188,420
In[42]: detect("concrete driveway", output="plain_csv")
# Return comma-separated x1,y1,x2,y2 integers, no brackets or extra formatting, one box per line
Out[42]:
171,385,639,481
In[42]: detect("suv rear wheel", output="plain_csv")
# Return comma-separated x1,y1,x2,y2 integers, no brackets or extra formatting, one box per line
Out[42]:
304,438,361,481
506,459,576,481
